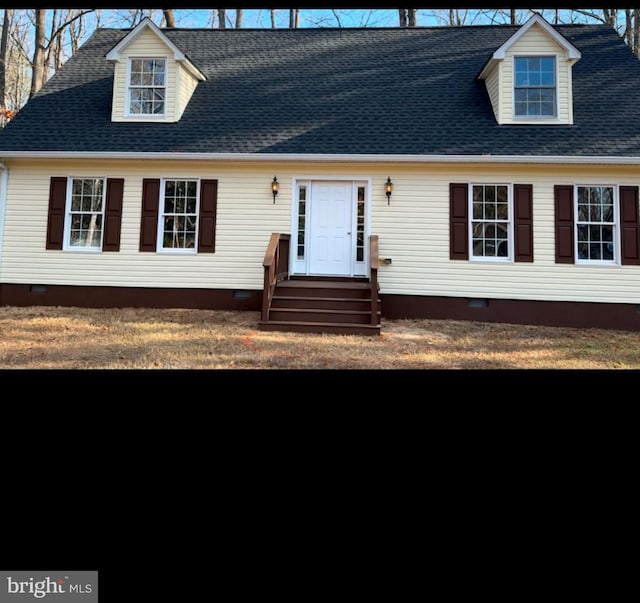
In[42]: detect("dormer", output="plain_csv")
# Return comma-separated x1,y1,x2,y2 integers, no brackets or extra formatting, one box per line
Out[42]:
478,14,581,125
105,17,206,123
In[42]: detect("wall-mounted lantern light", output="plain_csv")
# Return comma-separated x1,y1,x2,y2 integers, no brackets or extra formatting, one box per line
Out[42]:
272,176,279,203
386,177,393,205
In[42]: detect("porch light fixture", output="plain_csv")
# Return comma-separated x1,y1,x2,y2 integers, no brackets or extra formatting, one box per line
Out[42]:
272,176,279,203
385,177,393,205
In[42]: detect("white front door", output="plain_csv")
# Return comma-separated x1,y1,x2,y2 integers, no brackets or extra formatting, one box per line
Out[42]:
308,182,353,276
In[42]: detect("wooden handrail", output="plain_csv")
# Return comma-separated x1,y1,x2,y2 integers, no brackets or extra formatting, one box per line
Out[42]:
262,233,290,322
369,235,379,325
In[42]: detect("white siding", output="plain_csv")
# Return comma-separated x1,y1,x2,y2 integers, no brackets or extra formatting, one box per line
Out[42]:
500,22,574,124
176,64,199,120
483,62,501,122
111,28,178,122
2,159,640,305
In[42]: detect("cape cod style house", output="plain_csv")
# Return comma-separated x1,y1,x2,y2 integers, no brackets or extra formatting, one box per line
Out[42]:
1,14,640,334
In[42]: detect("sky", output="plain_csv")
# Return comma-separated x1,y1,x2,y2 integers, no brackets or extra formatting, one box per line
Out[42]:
94,8,552,30
96,7,613,30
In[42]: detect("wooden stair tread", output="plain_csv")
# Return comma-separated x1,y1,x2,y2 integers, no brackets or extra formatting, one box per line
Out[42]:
279,280,372,289
271,307,379,315
262,274,380,336
258,320,381,335
273,295,376,301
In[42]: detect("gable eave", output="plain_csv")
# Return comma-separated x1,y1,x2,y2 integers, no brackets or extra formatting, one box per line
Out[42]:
492,13,582,61
105,17,206,81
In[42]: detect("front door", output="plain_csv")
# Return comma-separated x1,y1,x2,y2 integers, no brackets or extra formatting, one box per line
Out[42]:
291,179,369,277
308,181,353,276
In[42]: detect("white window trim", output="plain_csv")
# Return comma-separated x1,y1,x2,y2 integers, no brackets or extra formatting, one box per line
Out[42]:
126,57,168,119
574,183,619,266
512,54,559,122
468,182,514,263
62,176,106,253
156,177,200,254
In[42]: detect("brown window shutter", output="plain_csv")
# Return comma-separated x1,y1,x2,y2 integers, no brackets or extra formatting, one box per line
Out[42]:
514,184,533,262
198,179,218,253
46,177,67,250
450,183,468,260
139,178,160,252
103,178,124,252
620,186,640,265
554,185,574,264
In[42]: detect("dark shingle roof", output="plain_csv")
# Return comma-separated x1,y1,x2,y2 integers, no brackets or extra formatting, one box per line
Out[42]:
2,24,640,157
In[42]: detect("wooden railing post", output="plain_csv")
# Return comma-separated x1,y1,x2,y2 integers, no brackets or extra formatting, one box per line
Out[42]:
262,233,291,322
369,235,379,325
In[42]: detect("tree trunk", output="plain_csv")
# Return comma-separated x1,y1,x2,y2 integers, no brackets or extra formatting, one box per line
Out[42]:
398,9,415,27
634,9,640,57
603,8,617,28
624,9,632,50
45,9,61,81
270,9,276,28
218,8,226,29
510,9,517,25
1,9,12,114
235,9,243,28
162,9,176,28
30,8,46,98
289,9,299,28
68,10,85,55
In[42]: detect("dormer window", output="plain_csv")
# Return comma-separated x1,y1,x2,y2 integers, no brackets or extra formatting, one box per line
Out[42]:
514,56,556,118
106,18,205,123
128,58,166,116
478,15,579,125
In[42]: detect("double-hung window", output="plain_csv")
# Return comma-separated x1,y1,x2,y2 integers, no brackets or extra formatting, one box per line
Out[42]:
451,182,533,263
575,185,617,263
128,58,166,116
157,179,200,252
470,184,512,260
554,183,640,266
514,56,556,118
64,177,106,251
139,177,217,254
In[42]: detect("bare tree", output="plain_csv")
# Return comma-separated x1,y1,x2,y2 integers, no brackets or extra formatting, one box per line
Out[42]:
68,9,86,55
603,8,618,28
115,8,156,28
235,9,243,28
1,10,11,101
162,9,176,28
46,9,62,77
218,8,226,29
399,9,416,27
289,9,299,28
43,9,94,80
624,8,632,50
448,9,470,26
30,8,45,98
0,9,12,125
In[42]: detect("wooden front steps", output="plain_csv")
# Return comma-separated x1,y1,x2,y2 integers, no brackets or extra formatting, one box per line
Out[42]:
258,277,381,336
